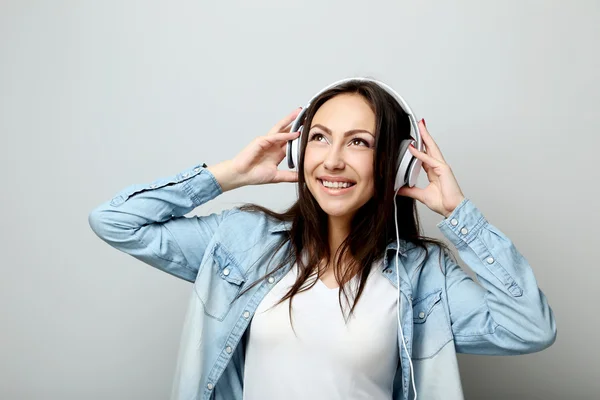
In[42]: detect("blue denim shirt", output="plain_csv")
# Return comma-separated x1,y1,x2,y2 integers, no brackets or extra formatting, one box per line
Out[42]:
88,163,557,400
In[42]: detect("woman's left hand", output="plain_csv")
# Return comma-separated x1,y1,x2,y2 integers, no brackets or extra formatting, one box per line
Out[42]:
396,119,466,218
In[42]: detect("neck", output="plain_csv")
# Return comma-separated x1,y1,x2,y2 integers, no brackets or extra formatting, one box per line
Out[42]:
327,215,352,262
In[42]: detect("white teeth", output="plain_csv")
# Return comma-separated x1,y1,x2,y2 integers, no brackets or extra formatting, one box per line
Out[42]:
321,180,353,189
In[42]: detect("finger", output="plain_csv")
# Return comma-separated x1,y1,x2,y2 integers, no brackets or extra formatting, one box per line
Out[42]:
280,116,297,134
421,143,432,173
418,119,446,163
409,143,445,169
264,130,301,144
281,112,301,133
281,122,292,133
396,185,426,203
422,159,431,173
268,107,302,135
273,170,298,183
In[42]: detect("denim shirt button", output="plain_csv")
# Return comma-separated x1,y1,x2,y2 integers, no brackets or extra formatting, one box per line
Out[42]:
243,311,250,319
223,268,230,276
419,312,425,319
207,383,213,390
450,218,458,226
460,227,468,235
268,277,275,284
226,346,232,354
486,257,494,264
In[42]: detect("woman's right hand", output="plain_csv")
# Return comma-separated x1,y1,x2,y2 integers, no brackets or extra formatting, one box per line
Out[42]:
207,108,303,192
231,107,302,186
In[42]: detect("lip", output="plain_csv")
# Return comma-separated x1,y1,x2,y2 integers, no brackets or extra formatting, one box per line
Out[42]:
317,178,356,195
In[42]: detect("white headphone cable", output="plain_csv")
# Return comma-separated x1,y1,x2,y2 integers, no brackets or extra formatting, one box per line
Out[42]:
394,193,417,400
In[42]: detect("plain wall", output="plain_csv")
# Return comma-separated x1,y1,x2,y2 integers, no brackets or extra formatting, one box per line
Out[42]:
1,1,598,398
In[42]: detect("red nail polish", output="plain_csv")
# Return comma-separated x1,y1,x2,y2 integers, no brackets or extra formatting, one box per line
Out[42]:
422,118,427,127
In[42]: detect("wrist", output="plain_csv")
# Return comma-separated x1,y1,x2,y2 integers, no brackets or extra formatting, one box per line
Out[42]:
206,160,247,193
442,196,466,218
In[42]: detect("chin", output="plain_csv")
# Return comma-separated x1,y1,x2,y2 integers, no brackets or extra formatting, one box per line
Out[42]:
315,199,358,218
308,183,369,218
321,207,354,219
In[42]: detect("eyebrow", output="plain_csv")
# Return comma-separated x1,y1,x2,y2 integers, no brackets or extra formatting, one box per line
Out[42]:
310,124,375,138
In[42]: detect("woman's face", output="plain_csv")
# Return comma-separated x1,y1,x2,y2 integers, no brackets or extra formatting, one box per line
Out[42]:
303,93,376,222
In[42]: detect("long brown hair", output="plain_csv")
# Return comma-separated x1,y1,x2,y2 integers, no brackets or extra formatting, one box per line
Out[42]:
236,79,452,325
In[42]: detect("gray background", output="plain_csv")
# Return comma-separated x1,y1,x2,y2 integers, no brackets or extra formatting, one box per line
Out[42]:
1,1,598,399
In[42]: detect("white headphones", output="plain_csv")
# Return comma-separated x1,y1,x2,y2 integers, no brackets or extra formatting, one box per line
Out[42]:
285,77,424,191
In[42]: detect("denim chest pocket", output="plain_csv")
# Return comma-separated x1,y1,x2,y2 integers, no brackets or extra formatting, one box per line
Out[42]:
411,288,453,360
194,243,246,321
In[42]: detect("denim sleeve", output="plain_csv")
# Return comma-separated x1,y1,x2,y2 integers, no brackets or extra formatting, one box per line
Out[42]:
88,164,234,282
437,198,557,355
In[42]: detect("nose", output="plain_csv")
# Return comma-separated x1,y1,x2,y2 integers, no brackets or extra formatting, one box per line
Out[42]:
323,146,345,171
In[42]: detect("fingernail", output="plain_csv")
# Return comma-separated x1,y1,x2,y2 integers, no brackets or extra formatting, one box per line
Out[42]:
421,118,426,127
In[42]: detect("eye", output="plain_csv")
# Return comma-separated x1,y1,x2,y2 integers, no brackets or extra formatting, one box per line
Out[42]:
350,138,370,147
309,133,326,142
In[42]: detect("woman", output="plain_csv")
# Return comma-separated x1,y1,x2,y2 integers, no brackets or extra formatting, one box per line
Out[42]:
88,78,556,400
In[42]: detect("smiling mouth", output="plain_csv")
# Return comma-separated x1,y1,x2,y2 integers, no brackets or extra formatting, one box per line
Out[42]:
317,179,357,190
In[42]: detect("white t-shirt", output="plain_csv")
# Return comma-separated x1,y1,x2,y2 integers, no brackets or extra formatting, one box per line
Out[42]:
242,260,399,400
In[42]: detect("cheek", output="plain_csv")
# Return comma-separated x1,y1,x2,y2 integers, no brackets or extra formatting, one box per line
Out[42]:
302,148,319,174
358,155,375,179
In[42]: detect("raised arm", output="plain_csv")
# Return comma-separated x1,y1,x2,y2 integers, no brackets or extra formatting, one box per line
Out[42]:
397,119,556,354
88,108,303,281
88,163,234,282
439,198,557,354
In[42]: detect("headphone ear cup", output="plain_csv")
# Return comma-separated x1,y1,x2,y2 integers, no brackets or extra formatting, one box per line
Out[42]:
291,131,300,170
286,125,303,170
286,136,295,169
406,157,422,188
394,139,415,191
286,110,306,170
